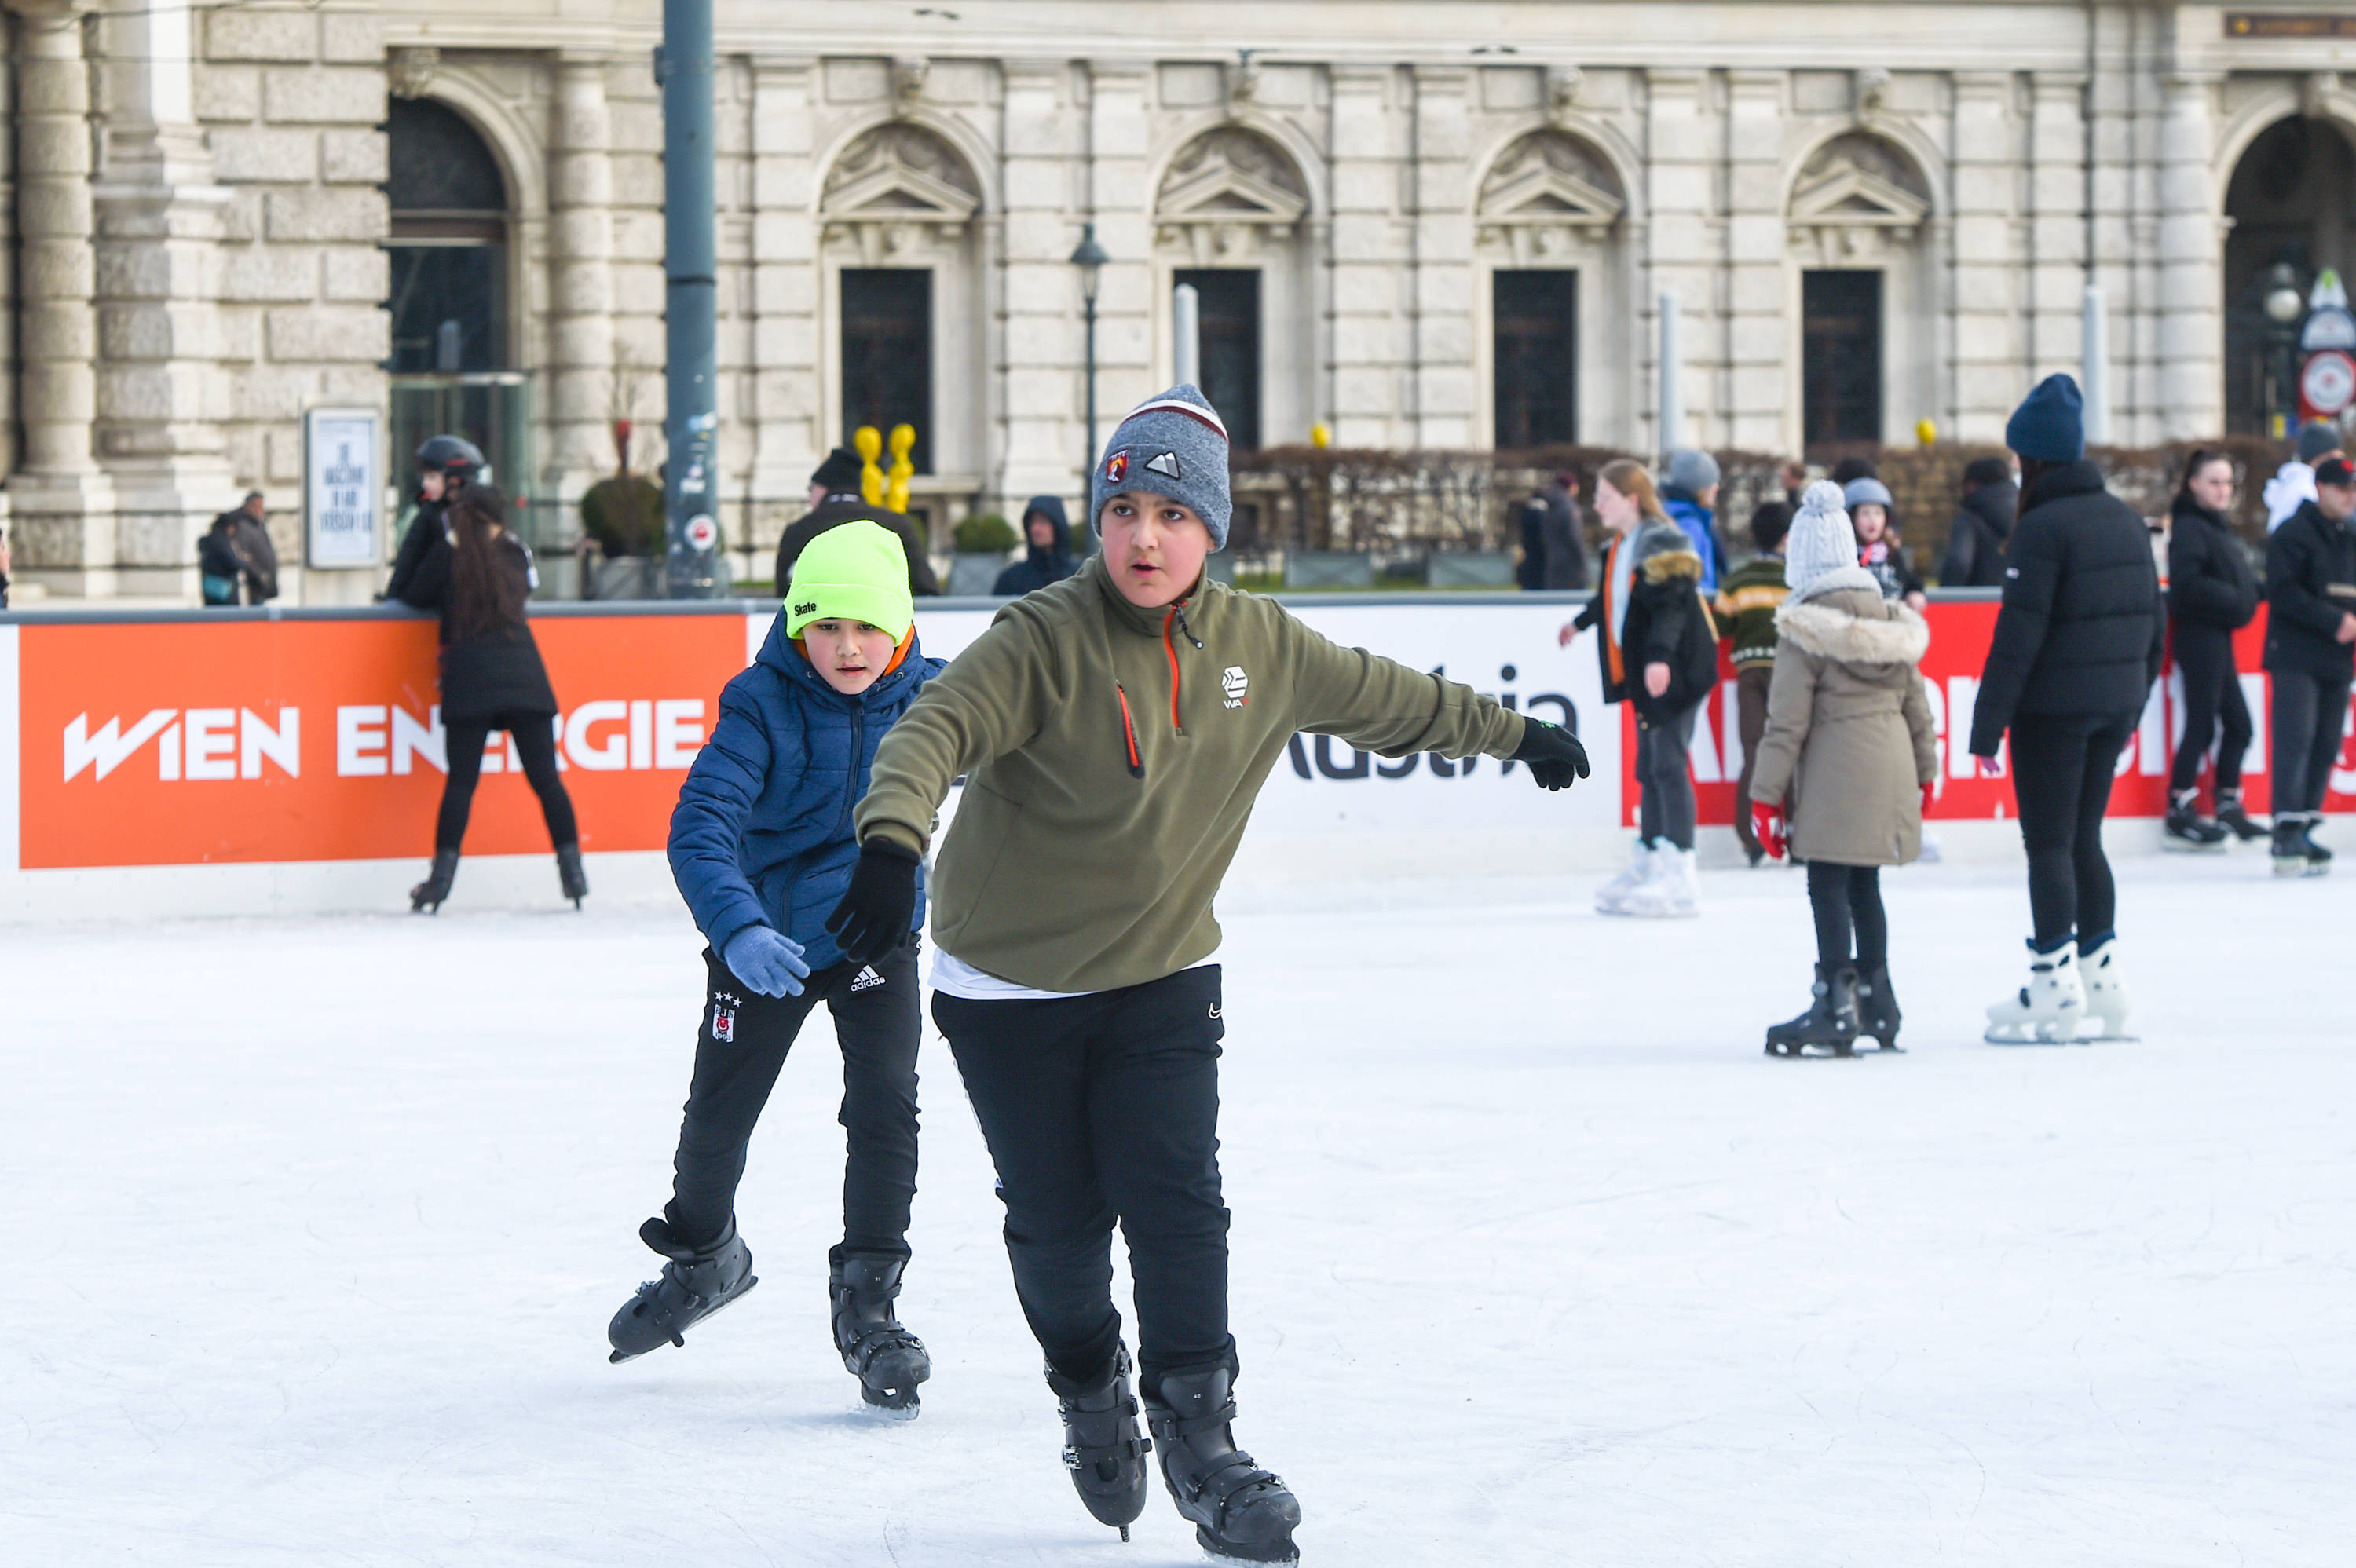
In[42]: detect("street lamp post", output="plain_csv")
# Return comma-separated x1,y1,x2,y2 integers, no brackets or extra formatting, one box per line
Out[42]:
1070,224,1109,492
2263,261,2306,440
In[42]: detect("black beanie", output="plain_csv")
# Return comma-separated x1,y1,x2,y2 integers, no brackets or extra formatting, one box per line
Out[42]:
810,447,864,494
1963,456,2013,492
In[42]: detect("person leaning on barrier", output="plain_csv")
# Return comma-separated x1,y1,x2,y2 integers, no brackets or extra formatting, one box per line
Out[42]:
200,492,279,606
386,434,485,601
774,448,942,598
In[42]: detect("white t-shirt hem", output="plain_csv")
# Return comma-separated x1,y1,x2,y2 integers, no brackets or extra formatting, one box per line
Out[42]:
929,949,1218,1002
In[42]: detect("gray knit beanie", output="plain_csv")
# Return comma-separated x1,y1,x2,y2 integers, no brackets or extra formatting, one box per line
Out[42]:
1092,384,1234,549
1667,448,1721,493
1784,481,1858,591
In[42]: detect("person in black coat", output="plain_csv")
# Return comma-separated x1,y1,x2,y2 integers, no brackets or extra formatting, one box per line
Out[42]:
2262,456,2356,873
1514,492,1546,590
774,448,942,598
386,435,483,602
1540,470,1590,590
992,495,1078,595
1941,457,2017,588
1970,375,2166,1042
395,485,584,913
2162,450,2263,846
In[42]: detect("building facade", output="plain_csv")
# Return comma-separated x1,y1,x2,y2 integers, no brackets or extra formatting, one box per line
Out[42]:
5,0,2355,598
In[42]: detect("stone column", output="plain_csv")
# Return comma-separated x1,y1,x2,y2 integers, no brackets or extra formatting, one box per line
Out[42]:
1722,70,1784,451
1409,65,1474,448
996,60,1071,511
7,0,117,594
1951,71,2022,441
2028,72,2088,386
2157,71,2222,440
1085,59,1152,481
1644,68,1714,454
1326,64,1402,448
93,0,234,598
546,53,617,526
747,57,816,550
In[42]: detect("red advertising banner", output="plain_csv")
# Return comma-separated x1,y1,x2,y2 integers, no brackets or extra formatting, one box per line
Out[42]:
18,615,749,868
1621,602,2355,825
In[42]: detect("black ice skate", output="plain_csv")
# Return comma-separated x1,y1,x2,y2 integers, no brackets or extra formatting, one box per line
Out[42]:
2296,814,2334,874
1764,963,1860,1057
1144,1363,1301,1566
2272,816,2328,877
556,842,589,908
1048,1343,1153,1539
2162,794,2230,852
409,848,459,913
2215,789,2269,842
829,1248,930,1417
607,1215,756,1363
1854,964,1903,1051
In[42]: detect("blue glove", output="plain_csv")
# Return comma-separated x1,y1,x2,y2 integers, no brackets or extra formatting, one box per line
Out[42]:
722,925,810,1000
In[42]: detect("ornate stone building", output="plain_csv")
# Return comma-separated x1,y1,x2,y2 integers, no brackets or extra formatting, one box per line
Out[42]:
5,0,2356,597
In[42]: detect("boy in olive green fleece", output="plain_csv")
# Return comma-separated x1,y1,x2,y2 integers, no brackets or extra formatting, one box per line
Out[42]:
821,385,1590,1563
1718,500,1794,865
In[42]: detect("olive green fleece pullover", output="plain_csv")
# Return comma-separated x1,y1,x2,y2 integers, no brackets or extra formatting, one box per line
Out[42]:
854,554,1528,992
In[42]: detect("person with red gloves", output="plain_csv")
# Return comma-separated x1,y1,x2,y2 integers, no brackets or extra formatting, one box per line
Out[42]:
1746,482,1938,1056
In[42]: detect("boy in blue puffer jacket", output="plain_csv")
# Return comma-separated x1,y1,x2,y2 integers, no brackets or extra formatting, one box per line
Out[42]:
607,521,947,1418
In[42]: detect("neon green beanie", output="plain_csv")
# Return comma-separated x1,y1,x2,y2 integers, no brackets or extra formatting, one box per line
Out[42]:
785,520,915,641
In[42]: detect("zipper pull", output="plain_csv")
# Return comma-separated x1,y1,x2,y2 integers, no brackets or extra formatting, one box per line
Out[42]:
1172,601,1205,649
1114,682,1145,779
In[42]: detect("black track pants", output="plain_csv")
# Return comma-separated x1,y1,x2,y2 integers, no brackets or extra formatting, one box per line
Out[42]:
2269,668,2354,817
437,711,579,852
2168,627,2253,796
1732,667,1773,857
664,942,922,1256
2007,711,2137,948
934,965,1234,1391
1635,703,1700,851
1806,861,1886,970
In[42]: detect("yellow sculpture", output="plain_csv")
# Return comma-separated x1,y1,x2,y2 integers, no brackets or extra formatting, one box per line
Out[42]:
1310,422,1331,449
886,423,916,514
1915,418,1938,448
854,425,885,506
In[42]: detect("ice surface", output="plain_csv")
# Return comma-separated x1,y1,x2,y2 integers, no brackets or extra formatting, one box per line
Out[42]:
3,854,2351,1566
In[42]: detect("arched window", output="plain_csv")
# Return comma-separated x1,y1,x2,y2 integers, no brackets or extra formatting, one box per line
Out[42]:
385,98,510,374
2222,117,2356,434
1786,133,1933,449
1477,130,1627,448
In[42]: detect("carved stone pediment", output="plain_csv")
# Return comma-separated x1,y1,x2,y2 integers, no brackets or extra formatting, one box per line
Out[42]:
820,123,980,261
1789,133,1930,228
1476,130,1624,262
1154,127,1308,264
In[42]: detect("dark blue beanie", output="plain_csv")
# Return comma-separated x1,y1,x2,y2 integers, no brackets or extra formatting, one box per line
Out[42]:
2005,374,2085,463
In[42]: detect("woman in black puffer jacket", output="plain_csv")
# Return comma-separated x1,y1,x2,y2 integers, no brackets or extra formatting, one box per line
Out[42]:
2164,450,2263,846
397,486,585,912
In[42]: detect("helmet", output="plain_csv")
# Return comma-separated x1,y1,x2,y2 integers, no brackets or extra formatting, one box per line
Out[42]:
415,434,486,475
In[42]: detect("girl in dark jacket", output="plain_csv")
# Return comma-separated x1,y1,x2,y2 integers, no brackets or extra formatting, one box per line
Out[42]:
396,486,584,912
1564,459,1718,917
2163,450,2264,849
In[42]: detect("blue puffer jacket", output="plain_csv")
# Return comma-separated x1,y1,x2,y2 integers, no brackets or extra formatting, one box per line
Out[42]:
1661,487,1727,593
668,613,945,971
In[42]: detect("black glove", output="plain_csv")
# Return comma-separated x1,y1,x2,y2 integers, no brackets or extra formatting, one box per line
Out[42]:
824,840,921,965
1512,718,1590,791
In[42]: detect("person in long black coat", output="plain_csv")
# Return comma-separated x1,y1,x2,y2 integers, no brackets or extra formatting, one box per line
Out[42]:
2262,456,2356,872
992,495,1078,595
2163,450,2263,846
1969,375,2165,1043
1940,457,2017,588
396,485,584,912
774,447,941,598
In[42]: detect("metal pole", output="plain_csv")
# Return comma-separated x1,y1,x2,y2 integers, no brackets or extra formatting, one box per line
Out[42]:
2080,283,2110,445
1173,283,1200,388
1657,291,1681,455
1082,292,1099,557
660,0,723,598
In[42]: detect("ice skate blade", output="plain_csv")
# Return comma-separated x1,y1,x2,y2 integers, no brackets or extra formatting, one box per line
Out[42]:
1197,1530,1300,1566
2273,857,2318,877
605,1273,758,1364
2161,836,2230,853
858,1394,920,1421
1982,1025,2080,1046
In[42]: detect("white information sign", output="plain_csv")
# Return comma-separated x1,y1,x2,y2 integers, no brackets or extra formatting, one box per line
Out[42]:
305,408,382,568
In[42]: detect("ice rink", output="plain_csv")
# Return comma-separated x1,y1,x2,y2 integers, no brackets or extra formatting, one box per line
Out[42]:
4,851,2351,1566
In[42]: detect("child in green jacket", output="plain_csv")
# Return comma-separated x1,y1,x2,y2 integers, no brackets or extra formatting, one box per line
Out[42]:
822,385,1590,1563
1718,500,1794,865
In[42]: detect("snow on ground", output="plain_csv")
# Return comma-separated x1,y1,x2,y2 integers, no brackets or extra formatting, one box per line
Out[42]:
2,852,2351,1567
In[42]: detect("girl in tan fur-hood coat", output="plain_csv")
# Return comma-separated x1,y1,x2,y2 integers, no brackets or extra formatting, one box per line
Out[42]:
1748,481,1937,1054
